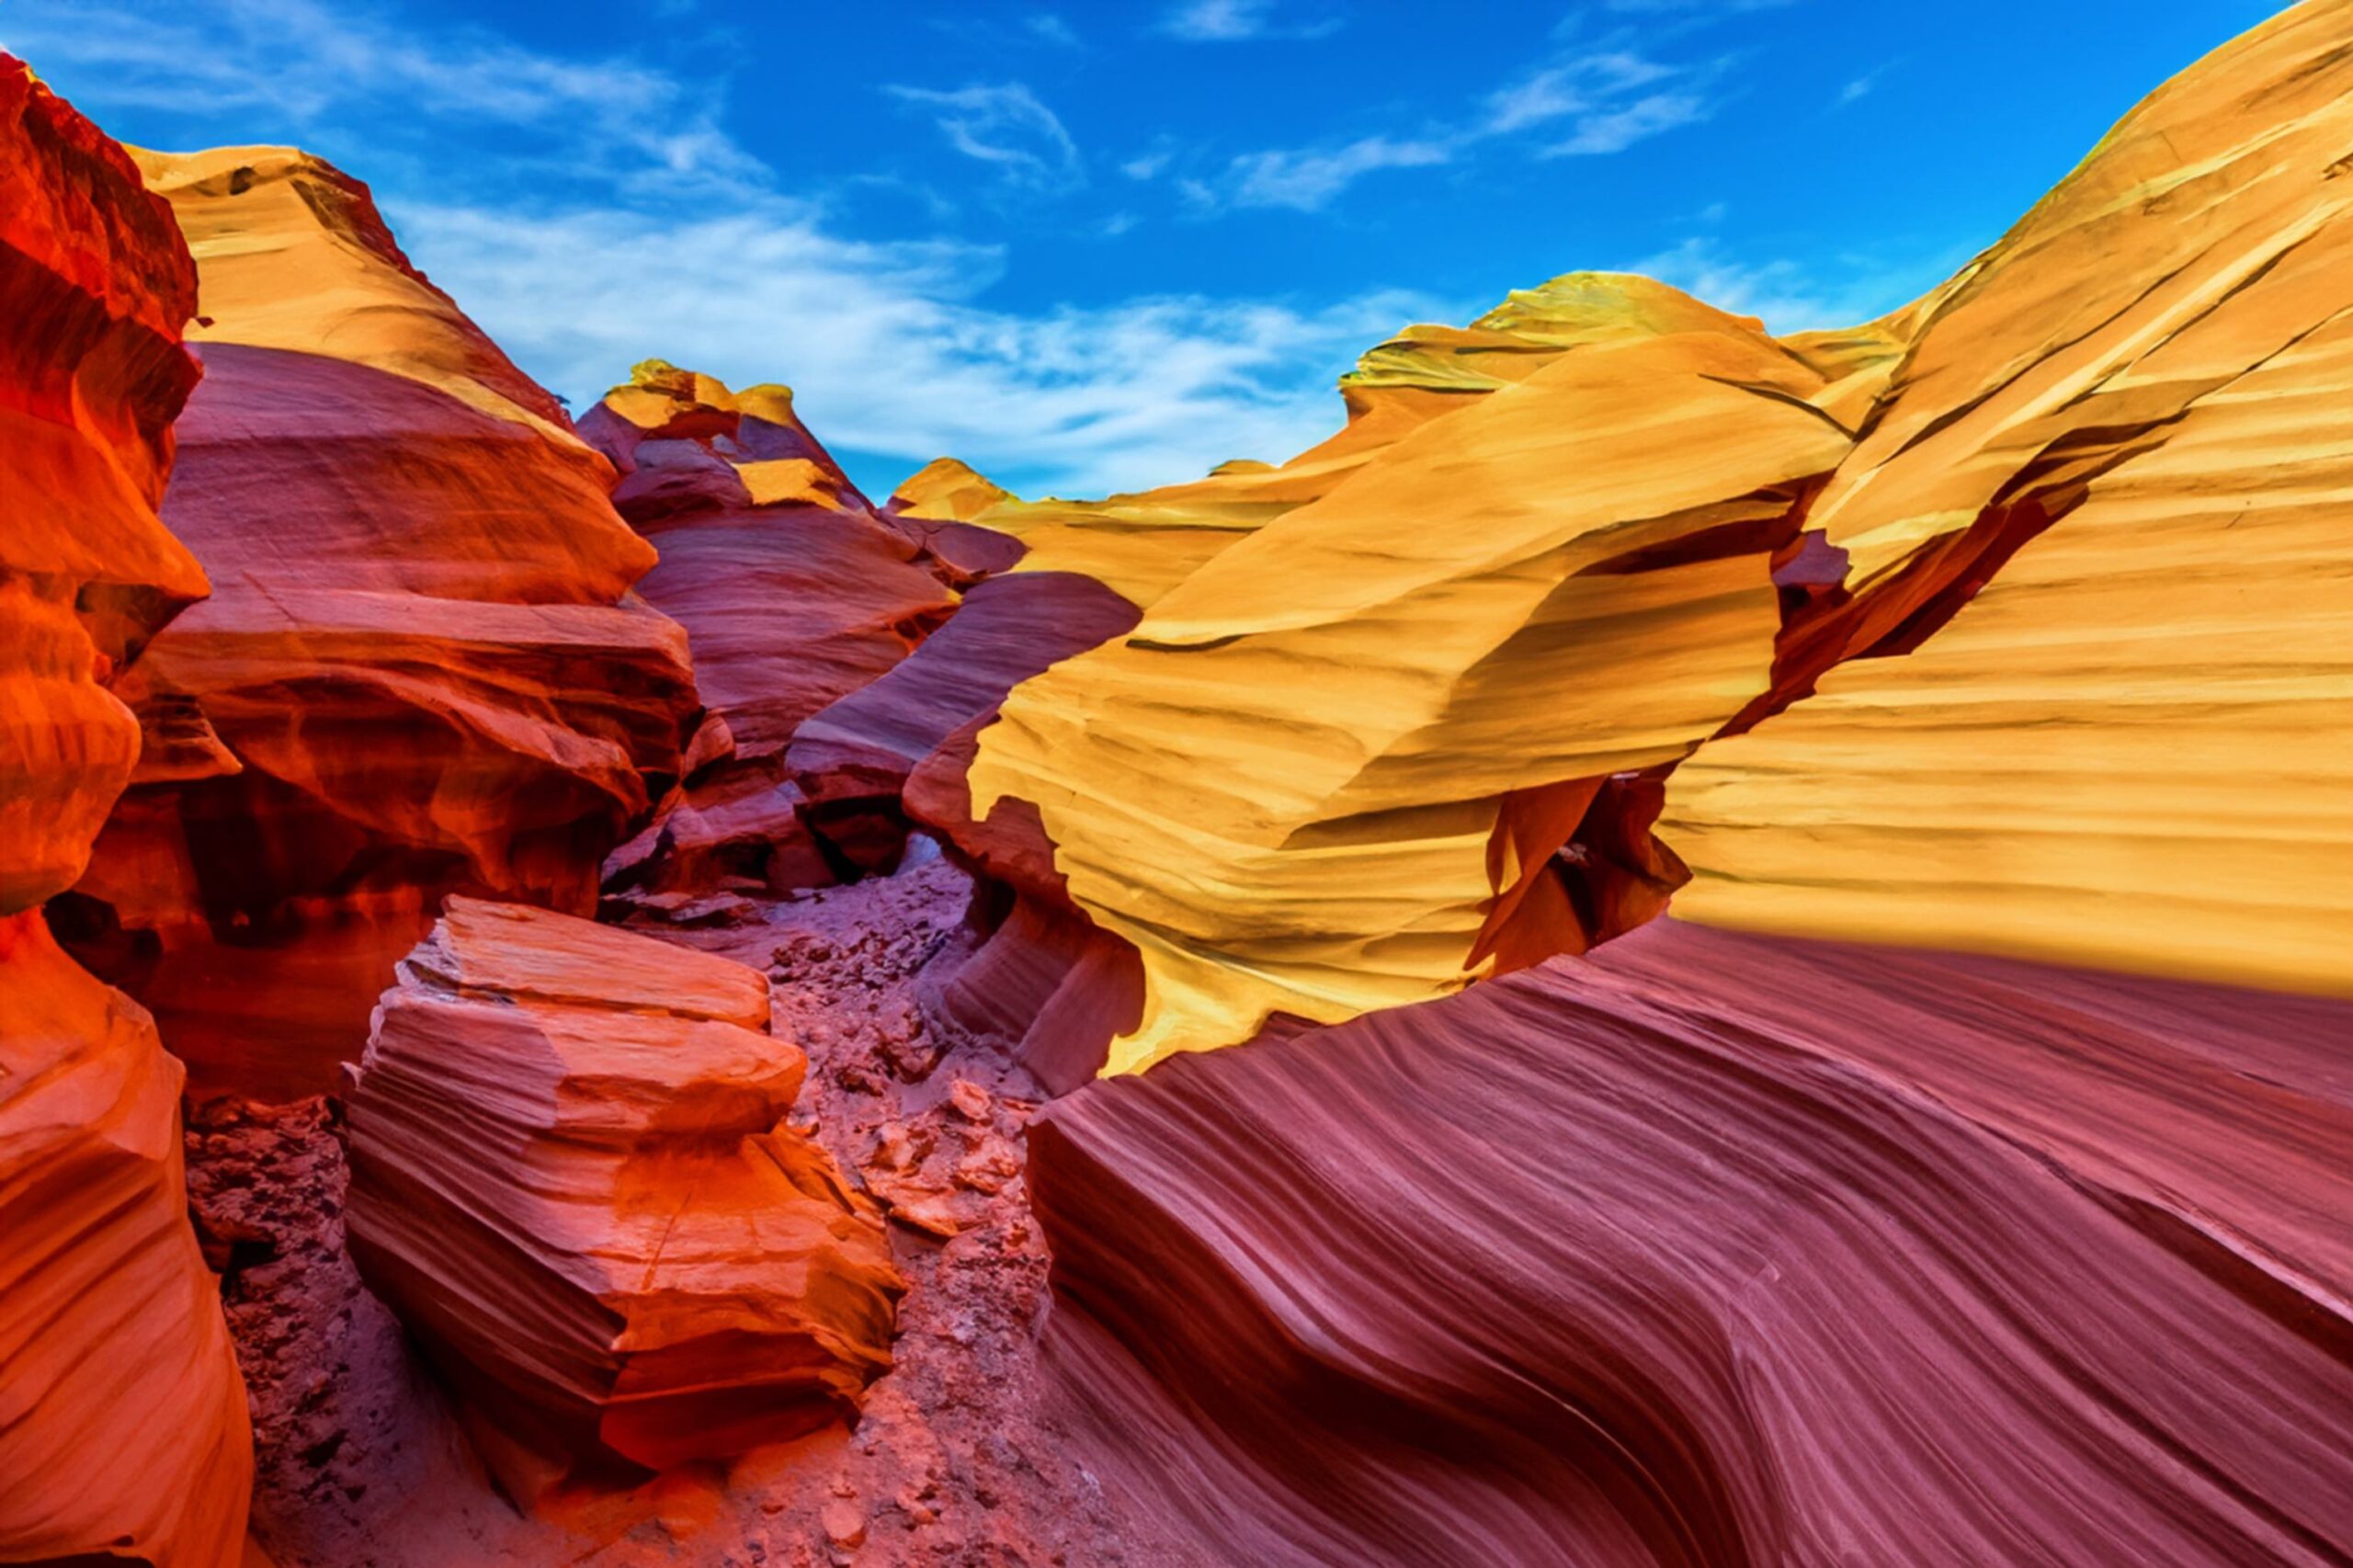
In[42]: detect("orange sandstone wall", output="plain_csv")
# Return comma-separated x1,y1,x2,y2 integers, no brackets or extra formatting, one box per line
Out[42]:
0,55,252,1568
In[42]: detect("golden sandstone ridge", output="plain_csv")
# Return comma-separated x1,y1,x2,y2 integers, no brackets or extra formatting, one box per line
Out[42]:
947,0,2353,1073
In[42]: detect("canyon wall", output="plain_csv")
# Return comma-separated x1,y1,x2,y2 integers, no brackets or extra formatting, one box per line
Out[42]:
3,4,2349,1564
58,146,699,1102
0,55,251,1568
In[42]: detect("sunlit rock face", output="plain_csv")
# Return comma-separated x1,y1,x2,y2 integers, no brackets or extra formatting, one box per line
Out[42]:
967,293,1853,1074
577,360,968,903
56,146,699,1101
1004,7,2353,1562
946,0,2353,1080
343,898,904,1508
0,55,251,1568
1659,0,2353,995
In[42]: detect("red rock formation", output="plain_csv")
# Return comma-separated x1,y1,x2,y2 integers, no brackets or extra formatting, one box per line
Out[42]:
59,148,699,1101
582,361,957,761
578,362,968,904
343,897,904,1506
1031,921,2353,1566
0,55,251,1568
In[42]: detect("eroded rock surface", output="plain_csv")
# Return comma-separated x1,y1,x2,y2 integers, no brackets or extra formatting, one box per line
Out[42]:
343,898,904,1506
60,146,698,1101
1031,921,2353,1567
0,55,251,1568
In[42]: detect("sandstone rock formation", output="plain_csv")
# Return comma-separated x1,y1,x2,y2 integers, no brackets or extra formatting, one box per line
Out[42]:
1031,920,2353,1566
582,360,956,760
58,146,699,1100
939,0,2353,1077
578,361,972,903
968,296,1852,1072
9,2,2353,1562
0,55,251,1568
343,897,904,1506
1659,0,2353,994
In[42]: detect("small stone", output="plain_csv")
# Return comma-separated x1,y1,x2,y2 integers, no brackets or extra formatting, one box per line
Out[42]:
821,1498,867,1548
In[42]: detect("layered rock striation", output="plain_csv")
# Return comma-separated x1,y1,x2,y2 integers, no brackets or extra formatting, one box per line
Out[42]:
59,146,698,1100
0,55,251,1568
343,897,904,1506
1031,920,2353,1566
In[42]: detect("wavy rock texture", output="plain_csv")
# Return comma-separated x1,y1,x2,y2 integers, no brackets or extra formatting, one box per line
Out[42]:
969,297,1852,1072
1032,919,2353,1568
0,57,251,1568
947,1,2353,1076
59,147,698,1100
343,897,904,1506
1662,1,2353,994
581,360,957,760
578,361,970,900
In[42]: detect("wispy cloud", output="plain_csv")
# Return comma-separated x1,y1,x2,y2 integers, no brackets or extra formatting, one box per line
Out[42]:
1122,146,1176,181
397,199,1453,494
1192,41,1721,211
883,82,1086,193
0,0,1462,495
1158,0,1343,43
1026,13,1083,47
1833,62,1894,108
0,0,759,191
1625,235,1950,332
1227,135,1450,210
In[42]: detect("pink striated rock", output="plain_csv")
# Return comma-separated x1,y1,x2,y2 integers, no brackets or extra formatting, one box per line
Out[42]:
1031,919,2353,1566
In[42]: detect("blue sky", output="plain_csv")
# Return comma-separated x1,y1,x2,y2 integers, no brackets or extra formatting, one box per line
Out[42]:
2,0,2285,498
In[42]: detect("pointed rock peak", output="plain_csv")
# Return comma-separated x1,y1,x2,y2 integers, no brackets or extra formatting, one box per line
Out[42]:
890,457,1016,522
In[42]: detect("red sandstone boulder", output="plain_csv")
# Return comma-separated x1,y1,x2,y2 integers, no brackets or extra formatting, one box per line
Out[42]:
0,55,252,1568
343,898,905,1506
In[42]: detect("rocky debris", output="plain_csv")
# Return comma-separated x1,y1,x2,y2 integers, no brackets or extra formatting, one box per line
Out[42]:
0,57,251,1568
189,860,1193,1567
342,898,904,1506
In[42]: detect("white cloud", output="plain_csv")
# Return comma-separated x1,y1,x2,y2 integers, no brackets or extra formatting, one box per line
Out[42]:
1624,235,1948,333
1226,135,1451,210
1201,45,1713,212
0,0,759,188
1122,147,1176,181
1542,89,1711,154
1158,0,1342,43
392,198,1454,494
883,82,1086,193
1026,13,1083,47
1835,63,1893,108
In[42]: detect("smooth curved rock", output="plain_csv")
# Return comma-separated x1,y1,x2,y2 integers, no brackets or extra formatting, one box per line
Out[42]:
343,897,905,1506
0,56,251,1568
61,147,698,1100
971,301,1848,1072
1663,1,2353,994
583,359,957,759
1031,919,2353,1567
